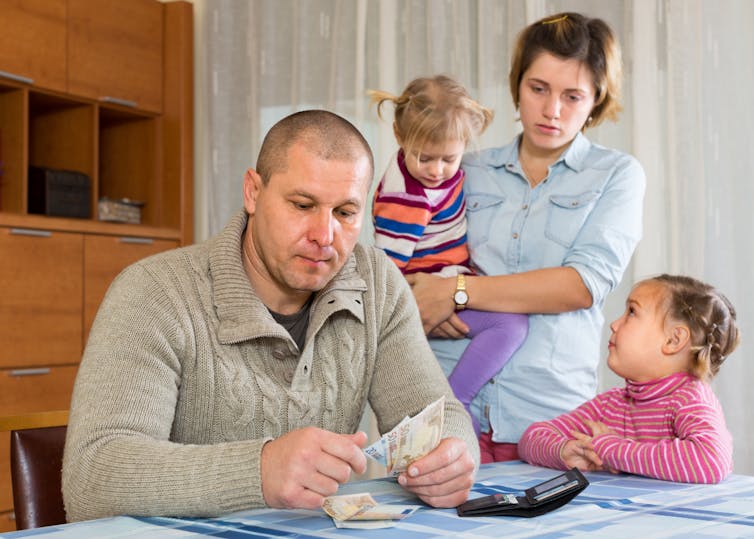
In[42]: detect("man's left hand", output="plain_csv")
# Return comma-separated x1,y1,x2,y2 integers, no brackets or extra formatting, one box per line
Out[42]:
396,437,475,508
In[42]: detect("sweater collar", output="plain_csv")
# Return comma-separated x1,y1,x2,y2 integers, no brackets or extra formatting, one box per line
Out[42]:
624,372,695,401
209,210,366,345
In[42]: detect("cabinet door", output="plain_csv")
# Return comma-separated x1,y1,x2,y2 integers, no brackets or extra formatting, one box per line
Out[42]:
0,228,83,368
0,0,66,92
67,0,163,113
84,235,179,340
0,365,77,518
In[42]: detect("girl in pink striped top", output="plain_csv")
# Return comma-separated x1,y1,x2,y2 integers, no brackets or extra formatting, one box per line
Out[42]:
519,274,740,483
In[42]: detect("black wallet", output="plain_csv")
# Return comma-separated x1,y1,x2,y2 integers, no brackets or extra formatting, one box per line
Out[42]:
456,468,589,518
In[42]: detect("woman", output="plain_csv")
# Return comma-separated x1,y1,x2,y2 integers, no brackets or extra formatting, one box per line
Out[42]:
408,12,646,463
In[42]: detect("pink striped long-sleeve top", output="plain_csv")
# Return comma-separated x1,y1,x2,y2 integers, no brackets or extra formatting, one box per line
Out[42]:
518,372,732,484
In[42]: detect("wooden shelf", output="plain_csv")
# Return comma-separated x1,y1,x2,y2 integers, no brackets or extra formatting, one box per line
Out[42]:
0,2,193,526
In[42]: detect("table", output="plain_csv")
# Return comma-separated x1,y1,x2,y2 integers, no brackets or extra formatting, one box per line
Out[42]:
3,460,754,538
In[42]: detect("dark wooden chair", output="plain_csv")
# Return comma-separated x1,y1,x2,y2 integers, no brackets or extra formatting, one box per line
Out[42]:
0,411,68,530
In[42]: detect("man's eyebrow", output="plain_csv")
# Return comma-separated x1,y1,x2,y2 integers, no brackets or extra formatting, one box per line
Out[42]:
290,190,363,209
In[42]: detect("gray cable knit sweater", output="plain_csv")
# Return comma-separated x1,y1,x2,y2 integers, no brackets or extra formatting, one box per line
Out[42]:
62,211,478,522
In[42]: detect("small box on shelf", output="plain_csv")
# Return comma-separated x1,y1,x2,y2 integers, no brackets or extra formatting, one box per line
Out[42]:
98,197,144,224
28,166,91,218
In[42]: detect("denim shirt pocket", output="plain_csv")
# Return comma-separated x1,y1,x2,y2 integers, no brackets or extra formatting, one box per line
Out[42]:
465,192,505,247
545,191,600,248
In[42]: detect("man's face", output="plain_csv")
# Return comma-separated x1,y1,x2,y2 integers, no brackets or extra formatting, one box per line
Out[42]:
243,142,372,313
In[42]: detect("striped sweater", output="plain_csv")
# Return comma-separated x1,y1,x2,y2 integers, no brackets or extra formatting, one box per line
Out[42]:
372,151,470,275
518,372,732,484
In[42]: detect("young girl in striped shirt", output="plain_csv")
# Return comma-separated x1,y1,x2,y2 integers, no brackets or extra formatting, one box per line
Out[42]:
519,274,740,483
370,75,528,435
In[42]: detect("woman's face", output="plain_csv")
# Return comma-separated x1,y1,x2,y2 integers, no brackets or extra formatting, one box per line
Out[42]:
518,51,596,156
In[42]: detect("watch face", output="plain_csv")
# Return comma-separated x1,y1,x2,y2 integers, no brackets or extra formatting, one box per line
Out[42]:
454,290,469,305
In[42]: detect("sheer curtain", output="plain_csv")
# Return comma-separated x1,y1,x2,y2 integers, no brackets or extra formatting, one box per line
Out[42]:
194,0,754,475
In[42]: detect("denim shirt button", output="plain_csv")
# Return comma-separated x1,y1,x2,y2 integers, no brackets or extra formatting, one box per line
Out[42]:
512,233,519,239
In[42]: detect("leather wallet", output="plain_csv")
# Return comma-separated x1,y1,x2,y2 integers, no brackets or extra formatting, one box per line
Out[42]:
456,468,589,518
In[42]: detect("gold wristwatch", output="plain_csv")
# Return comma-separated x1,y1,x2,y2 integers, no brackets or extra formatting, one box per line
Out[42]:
453,274,469,310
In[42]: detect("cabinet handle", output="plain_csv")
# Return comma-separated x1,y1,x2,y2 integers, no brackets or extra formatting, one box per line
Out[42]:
100,96,138,108
10,368,51,376
0,69,34,85
10,228,52,237
119,237,154,245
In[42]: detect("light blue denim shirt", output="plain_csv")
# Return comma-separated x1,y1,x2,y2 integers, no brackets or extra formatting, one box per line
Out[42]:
430,133,646,443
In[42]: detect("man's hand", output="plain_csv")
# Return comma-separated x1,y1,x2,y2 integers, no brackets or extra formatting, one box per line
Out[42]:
261,428,367,509
395,437,475,508
405,273,464,335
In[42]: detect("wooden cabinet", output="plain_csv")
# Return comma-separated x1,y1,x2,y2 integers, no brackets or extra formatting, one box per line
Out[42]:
0,228,83,368
0,366,78,416
0,1,193,528
68,0,164,113
0,0,67,93
0,1,193,237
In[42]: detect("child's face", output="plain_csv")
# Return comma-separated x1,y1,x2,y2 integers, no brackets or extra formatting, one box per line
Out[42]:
607,281,685,383
403,139,465,188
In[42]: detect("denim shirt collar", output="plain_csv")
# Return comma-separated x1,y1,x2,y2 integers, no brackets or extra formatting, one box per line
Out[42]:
480,132,591,174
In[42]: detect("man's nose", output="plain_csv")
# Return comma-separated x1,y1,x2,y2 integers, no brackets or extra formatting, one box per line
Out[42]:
309,210,335,246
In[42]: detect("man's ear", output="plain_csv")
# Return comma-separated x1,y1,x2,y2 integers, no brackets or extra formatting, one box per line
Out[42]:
243,168,262,215
662,325,691,355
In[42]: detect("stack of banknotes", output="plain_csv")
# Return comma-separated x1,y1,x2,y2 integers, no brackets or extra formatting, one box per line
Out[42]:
321,396,445,528
322,493,421,529
363,395,445,476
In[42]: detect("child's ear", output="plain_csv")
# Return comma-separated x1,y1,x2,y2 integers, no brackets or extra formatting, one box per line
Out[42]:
662,325,691,355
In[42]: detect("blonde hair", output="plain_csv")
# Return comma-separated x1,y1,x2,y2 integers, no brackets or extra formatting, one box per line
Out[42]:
368,75,493,158
509,12,623,128
649,274,741,381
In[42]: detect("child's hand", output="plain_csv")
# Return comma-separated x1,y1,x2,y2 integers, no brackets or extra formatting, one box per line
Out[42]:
584,419,614,438
560,432,603,472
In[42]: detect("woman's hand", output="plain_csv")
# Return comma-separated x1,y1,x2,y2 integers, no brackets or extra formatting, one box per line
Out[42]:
405,273,465,335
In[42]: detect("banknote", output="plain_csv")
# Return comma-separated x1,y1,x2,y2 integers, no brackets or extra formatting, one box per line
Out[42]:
389,396,445,475
349,504,421,520
331,504,421,529
321,492,376,521
363,396,445,477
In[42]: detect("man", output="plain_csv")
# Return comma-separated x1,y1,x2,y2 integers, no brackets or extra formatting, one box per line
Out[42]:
62,110,479,521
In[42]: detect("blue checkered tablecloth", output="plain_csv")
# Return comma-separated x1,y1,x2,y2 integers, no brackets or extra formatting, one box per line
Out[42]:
4,461,754,538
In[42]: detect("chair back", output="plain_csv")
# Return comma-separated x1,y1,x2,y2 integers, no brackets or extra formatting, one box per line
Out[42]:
0,411,68,530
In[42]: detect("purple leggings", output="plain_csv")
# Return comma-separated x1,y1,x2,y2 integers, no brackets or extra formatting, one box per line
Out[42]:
447,310,528,435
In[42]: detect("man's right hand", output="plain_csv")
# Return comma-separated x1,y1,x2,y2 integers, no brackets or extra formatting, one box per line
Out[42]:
260,428,368,509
